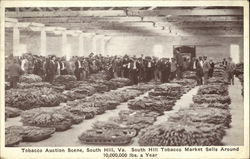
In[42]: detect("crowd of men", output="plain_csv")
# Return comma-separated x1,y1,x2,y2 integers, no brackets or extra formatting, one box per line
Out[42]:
6,52,236,88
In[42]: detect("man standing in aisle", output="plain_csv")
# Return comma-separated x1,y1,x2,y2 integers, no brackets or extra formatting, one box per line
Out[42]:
226,57,236,85
8,58,22,88
138,57,146,82
192,57,203,85
60,57,68,75
202,56,211,85
45,56,57,83
112,57,120,78
21,55,29,74
121,55,129,78
222,58,227,69
170,58,177,80
145,57,153,82
75,57,82,81
208,58,215,78
153,57,160,82
129,57,140,85
82,57,89,80
164,58,171,82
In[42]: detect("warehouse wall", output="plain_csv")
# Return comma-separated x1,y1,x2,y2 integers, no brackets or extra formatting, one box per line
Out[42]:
107,36,244,62
5,30,243,63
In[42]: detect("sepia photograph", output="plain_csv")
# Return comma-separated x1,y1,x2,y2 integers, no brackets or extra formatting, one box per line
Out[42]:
1,1,249,158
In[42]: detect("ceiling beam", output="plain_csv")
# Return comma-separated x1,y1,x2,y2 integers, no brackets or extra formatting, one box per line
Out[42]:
128,8,243,16
17,16,143,23
6,8,242,18
5,10,127,18
156,21,243,28
143,15,243,22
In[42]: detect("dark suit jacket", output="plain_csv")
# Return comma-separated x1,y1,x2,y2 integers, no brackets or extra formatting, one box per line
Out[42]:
75,60,82,71
46,60,56,75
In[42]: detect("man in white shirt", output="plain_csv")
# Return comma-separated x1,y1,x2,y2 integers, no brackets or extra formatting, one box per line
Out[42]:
21,56,29,74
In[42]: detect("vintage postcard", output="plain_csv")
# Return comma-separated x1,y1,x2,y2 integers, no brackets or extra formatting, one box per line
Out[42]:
0,0,249,159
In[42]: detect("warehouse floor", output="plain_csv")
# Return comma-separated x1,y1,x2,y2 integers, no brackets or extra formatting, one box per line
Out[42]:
222,78,244,146
5,78,244,146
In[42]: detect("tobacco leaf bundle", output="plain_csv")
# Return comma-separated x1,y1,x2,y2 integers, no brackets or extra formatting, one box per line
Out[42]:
193,94,231,104
6,87,67,110
88,71,110,81
128,82,156,92
89,83,110,93
64,105,96,119
71,84,97,96
149,83,184,99
108,78,132,88
62,90,87,101
17,82,52,89
19,74,42,83
183,71,197,79
54,75,77,83
168,107,231,128
197,84,228,96
22,126,55,142
21,108,73,131
190,103,229,110
113,110,160,130
86,89,142,103
5,126,24,147
93,110,160,131
5,125,56,145
138,121,225,146
128,97,175,113
92,79,118,90
213,67,226,77
208,77,229,85
5,107,22,118
78,129,132,145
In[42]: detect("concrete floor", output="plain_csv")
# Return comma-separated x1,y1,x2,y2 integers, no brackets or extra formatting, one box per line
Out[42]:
221,78,244,146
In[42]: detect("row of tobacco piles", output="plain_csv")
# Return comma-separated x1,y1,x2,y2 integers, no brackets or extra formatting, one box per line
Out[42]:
138,65,232,146
78,75,198,145
5,72,140,146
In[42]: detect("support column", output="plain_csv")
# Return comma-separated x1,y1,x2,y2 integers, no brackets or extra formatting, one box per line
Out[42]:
62,32,67,57
92,35,97,54
78,33,84,56
13,25,20,56
104,36,111,56
100,35,105,55
40,28,47,56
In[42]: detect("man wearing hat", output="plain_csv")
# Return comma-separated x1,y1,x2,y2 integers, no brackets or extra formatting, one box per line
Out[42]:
45,55,57,83
128,57,140,85
202,56,211,85
163,58,171,83
8,58,22,88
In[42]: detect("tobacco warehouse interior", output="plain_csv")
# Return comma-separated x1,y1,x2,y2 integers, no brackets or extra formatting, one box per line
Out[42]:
5,7,244,147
